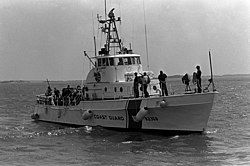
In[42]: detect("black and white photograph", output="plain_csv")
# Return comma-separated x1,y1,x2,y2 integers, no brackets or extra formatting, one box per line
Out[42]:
0,0,249,165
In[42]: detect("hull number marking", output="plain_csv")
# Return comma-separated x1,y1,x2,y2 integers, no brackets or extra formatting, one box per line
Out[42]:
145,117,158,121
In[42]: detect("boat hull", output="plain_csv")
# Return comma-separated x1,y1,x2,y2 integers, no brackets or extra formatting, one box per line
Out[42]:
33,92,217,132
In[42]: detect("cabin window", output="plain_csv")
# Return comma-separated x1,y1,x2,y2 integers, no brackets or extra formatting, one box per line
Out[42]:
127,57,132,65
98,59,102,67
109,58,114,66
123,57,128,65
131,57,135,64
135,57,141,64
104,87,107,92
105,58,109,66
117,58,123,65
102,58,109,66
120,87,123,92
123,57,132,65
114,87,117,92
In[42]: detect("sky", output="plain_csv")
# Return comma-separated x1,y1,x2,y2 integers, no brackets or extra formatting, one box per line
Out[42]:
0,0,249,81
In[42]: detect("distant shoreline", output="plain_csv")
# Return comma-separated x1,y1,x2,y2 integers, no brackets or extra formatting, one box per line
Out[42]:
0,80,31,84
1,74,250,83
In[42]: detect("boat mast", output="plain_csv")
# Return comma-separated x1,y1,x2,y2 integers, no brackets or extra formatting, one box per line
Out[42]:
98,8,122,55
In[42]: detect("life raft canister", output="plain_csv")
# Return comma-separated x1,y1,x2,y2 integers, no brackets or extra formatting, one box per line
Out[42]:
82,110,93,120
133,107,149,122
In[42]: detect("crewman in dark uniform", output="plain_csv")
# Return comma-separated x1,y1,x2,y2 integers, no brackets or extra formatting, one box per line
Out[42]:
133,72,140,98
158,70,168,96
196,65,202,93
45,86,52,96
53,87,60,99
182,73,191,91
141,72,150,98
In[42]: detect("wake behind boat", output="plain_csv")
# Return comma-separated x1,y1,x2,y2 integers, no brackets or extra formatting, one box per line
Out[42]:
31,8,218,133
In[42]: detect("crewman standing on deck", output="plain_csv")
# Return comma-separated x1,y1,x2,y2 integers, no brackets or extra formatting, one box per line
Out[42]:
141,72,150,98
133,72,140,98
53,87,60,99
158,70,168,96
196,65,202,93
45,86,52,96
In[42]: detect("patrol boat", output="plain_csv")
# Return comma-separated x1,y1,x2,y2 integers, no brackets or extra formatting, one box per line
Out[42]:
32,9,218,133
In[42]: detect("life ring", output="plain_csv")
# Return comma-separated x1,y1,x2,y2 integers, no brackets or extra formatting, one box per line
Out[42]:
156,89,161,95
94,72,101,82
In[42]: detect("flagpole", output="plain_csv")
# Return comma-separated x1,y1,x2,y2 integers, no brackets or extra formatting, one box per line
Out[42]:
209,50,215,91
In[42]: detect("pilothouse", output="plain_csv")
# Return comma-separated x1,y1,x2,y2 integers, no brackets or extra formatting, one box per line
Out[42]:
83,8,157,100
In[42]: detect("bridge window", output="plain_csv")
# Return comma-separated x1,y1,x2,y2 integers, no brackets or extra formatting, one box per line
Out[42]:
98,59,102,67
123,57,132,65
135,57,141,64
127,57,132,65
102,58,109,66
131,57,135,64
109,58,114,66
98,58,110,67
117,58,123,65
123,57,128,65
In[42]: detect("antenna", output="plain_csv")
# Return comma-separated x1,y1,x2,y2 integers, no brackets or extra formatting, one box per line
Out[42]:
119,2,122,43
209,50,215,91
104,0,107,20
92,12,97,57
143,0,149,70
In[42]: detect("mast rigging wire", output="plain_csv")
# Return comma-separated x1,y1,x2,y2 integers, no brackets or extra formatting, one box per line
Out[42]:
143,0,149,71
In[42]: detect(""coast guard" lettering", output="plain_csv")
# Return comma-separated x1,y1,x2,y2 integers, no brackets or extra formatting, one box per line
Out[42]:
94,114,124,121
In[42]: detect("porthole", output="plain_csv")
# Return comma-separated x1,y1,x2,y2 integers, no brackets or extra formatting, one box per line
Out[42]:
120,87,123,92
104,87,107,92
153,85,157,90
114,87,117,92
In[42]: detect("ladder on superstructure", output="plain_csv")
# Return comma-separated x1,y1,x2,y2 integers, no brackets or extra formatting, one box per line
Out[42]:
98,8,122,55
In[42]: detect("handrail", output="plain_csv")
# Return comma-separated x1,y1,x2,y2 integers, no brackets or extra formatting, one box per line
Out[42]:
36,92,83,106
